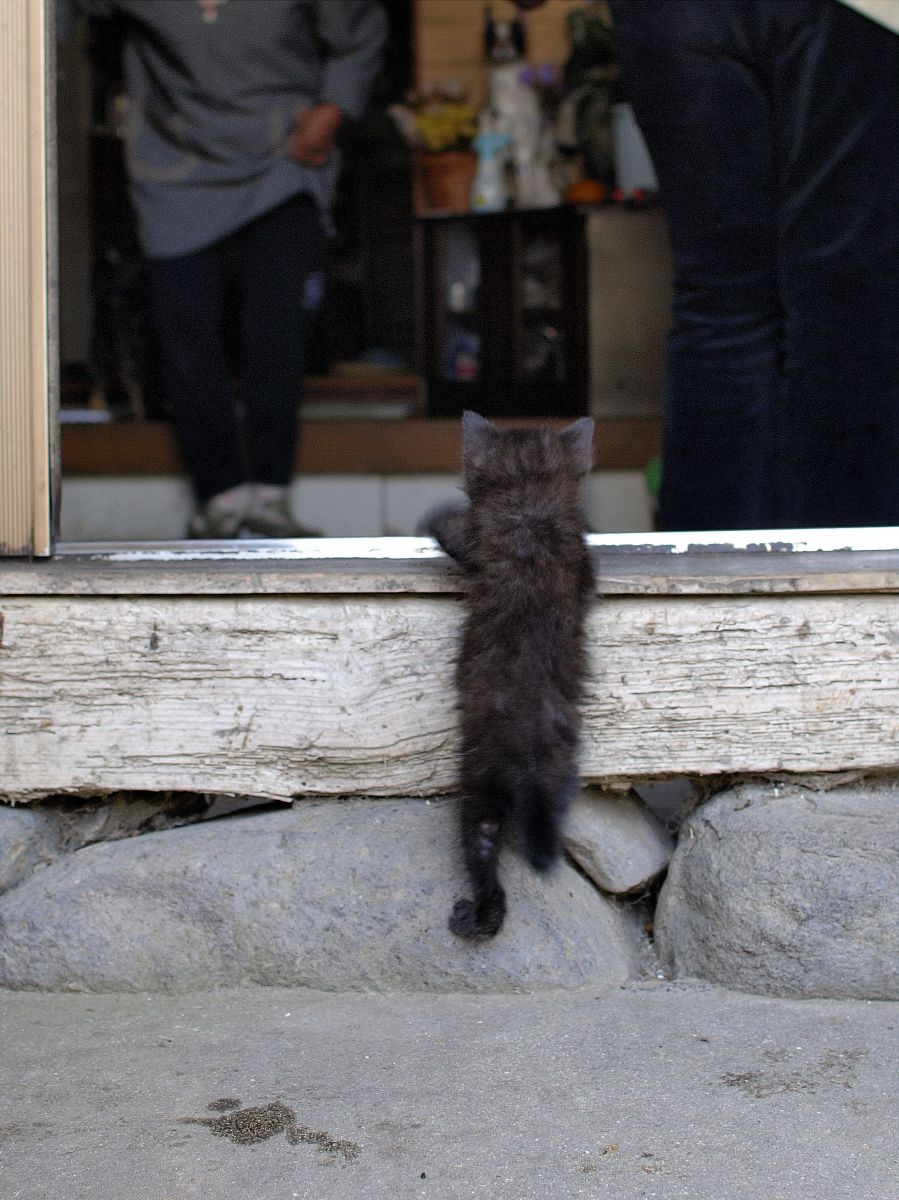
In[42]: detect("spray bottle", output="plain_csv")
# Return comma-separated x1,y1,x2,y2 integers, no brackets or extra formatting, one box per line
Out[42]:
470,129,512,212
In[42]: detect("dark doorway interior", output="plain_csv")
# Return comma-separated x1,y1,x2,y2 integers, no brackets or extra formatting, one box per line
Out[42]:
59,0,417,421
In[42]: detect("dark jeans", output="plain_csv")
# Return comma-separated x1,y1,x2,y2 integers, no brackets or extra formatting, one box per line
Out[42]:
610,0,899,529
146,194,326,503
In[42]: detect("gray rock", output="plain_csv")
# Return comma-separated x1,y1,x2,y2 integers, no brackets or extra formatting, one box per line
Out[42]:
0,806,61,894
0,798,639,993
0,794,216,894
656,782,899,1000
564,787,673,894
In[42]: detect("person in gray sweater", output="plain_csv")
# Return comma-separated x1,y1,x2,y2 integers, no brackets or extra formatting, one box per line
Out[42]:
68,0,387,536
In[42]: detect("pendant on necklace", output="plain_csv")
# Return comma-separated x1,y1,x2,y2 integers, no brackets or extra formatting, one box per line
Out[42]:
197,0,228,23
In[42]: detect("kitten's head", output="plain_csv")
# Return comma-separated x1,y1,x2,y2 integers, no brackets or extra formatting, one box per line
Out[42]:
461,411,594,496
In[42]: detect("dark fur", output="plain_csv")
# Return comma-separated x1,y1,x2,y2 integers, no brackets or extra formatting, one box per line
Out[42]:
421,411,595,939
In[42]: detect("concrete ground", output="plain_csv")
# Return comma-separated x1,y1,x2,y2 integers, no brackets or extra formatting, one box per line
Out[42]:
1,980,895,1200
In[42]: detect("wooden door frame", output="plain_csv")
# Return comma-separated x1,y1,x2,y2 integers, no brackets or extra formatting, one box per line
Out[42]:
0,0,54,557
3,1,898,574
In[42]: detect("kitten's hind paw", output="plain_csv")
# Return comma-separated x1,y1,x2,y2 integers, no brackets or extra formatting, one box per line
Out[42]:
448,895,506,940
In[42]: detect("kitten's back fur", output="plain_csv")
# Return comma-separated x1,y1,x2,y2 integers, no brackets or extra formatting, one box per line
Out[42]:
421,411,595,938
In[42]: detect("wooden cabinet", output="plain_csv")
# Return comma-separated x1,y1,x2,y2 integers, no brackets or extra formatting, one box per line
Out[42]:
418,203,673,422
417,206,590,418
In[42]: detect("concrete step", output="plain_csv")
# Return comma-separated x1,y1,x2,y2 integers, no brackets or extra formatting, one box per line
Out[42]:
0,981,894,1200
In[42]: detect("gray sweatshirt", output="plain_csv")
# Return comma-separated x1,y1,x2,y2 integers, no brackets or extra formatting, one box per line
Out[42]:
74,1,387,257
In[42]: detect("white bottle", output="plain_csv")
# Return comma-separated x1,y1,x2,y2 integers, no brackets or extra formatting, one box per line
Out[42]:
471,131,512,212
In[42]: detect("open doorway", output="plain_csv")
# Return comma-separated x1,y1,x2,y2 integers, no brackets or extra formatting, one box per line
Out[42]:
55,0,667,542
57,0,418,421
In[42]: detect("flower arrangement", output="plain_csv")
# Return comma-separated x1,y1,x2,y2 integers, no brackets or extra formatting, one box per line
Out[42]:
389,81,479,154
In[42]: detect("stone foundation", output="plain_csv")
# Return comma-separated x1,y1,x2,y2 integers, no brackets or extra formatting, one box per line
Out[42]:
2,778,896,998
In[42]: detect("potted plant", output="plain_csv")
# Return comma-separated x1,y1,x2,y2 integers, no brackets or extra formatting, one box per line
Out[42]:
389,82,480,212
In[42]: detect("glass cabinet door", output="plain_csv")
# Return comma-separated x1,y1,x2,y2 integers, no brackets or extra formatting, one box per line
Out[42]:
419,208,588,419
438,222,481,384
518,226,566,386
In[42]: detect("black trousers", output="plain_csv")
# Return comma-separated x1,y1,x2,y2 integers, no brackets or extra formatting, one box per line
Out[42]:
610,0,899,529
145,194,326,503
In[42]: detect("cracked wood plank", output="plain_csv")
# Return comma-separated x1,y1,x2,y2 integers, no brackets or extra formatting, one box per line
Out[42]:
1,592,897,802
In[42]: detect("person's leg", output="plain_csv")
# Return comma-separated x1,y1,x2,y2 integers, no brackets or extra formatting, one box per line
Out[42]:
610,0,783,531
773,0,899,526
145,244,245,505
231,193,327,491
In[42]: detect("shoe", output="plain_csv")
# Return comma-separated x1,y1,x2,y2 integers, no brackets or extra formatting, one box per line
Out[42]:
240,485,321,538
187,483,253,538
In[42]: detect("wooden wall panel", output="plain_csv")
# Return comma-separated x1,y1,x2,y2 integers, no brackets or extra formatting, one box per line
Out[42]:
587,207,672,416
415,0,606,105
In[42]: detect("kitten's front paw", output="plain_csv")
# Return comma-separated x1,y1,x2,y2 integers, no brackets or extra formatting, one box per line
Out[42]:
448,895,506,940
416,501,465,540
416,503,476,571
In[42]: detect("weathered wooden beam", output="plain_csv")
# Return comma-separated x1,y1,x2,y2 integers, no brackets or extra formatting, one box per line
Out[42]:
2,534,898,597
2,537,898,802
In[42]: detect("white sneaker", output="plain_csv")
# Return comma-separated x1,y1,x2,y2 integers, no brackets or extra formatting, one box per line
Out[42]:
187,483,253,538
240,485,321,538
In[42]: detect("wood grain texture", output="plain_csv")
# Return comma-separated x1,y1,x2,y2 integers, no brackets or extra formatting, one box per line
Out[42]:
2,591,896,802
0,0,51,555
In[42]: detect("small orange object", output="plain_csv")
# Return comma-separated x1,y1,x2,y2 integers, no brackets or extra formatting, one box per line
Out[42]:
564,178,607,204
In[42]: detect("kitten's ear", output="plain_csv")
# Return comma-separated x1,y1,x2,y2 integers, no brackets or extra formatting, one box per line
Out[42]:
560,417,595,473
462,410,500,467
